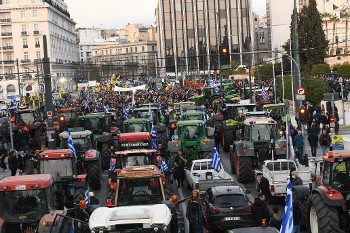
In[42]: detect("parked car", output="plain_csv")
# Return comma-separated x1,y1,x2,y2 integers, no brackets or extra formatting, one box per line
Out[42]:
202,186,254,232
227,227,279,233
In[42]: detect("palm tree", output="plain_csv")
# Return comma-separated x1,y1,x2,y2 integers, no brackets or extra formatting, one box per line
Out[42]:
329,14,339,55
321,12,332,42
340,11,350,54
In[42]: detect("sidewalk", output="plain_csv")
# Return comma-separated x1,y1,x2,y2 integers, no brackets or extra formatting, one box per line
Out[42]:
0,157,10,180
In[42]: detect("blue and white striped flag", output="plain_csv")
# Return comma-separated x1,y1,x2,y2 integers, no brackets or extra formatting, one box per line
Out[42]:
151,122,157,149
103,105,110,113
158,102,162,114
85,186,90,208
84,101,89,110
210,147,221,172
70,224,74,233
261,83,268,101
68,130,77,162
280,180,293,233
180,108,184,115
161,160,168,173
209,79,219,93
13,100,17,111
123,107,129,120
108,162,116,173
202,110,206,127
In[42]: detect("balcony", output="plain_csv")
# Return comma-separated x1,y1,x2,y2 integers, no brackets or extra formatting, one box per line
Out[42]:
21,59,31,63
33,30,40,35
0,18,11,23
34,58,41,63
1,32,12,36
3,45,13,50
23,44,28,48
3,60,14,64
35,43,40,48
21,31,28,36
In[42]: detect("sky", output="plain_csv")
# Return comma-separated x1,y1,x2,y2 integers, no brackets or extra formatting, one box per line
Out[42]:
65,0,266,29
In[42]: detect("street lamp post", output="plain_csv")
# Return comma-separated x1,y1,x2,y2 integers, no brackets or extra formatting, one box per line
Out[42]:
215,10,223,97
340,77,346,125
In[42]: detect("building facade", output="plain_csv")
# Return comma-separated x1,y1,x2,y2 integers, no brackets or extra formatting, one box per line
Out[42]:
92,41,158,79
252,13,270,62
0,0,78,98
156,0,253,77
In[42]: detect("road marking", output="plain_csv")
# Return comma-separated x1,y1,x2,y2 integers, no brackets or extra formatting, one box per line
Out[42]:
178,186,189,233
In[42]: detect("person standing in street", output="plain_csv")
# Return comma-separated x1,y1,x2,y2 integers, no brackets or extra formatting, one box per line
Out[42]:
293,201,302,233
319,129,331,156
256,172,272,202
214,128,221,153
0,142,7,171
8,151,18,176
252,193,270,226
293,131,304,163
308,120,319,158
290,169,303,186
186,190,207,233
269,207,282,230
174,151,187,188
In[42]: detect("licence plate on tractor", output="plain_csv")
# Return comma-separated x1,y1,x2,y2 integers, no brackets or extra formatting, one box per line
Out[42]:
225,217,241,221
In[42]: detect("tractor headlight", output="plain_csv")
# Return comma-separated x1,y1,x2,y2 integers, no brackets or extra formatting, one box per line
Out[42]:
162,225,168,232
154,226,159,232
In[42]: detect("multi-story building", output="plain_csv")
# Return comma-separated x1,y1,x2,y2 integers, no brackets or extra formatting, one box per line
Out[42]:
92,41,157,79
0,0,78,98
155,0,254,77
252,13,270,62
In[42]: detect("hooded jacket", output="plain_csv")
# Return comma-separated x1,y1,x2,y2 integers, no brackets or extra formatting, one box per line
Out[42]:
252,198,270,226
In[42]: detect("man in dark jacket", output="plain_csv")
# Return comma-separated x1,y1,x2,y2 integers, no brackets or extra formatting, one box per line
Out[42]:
256,172,272,201
0,142,7,171
308,121,319,158
269,207,282,230
293,201,302,233
8,151,18,176
252,193,270,226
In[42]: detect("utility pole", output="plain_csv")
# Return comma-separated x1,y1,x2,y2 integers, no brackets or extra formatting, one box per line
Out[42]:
16,59,21,97
292,0,301,113
42,35,55,149
215,9,223,97
256,32,261,85
36,60,41,108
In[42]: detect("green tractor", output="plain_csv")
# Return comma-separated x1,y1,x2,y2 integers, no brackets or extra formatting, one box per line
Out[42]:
221,103,256,152
263,103,289,125
167,120,215,163
181,111,206,121
78,113,118,169
189,87,221,106
229,117,286,183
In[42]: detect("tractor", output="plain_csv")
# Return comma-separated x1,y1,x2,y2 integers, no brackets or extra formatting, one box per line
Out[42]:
54,108,78,133
12,108,46,150
293,150,350,233
59,130,102,190
106,165,185,233
263,103,289,126
37,149,89,209
0,174,65,233
118,118,152,151
189,87,221,107
109,149,160,171
181,111,206,121
230,117,286,183
221,103,256,152
167,120,214,163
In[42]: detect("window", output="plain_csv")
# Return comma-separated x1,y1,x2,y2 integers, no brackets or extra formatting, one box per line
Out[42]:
230,0,237,8
135,47,137,52
110,49,112,54
80,52,83,57
259,32,265,43
142,46,145,52
126,48,128,53
197,1,203,11
23,39,28,46
152,46,155,51
20,11,25,19
130,47,133,52
24,52,29,60
21,24,27,32
6,53,11,60
35,38,39,44
34,24,39,31
33,10,37,18
5,40,10,46
36,52,40,59
175,3,181,12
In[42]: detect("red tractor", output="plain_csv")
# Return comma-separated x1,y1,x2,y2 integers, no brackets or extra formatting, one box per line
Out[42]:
294,150,350,233
12,108,46,150
54,108,78,133
0,174,64,233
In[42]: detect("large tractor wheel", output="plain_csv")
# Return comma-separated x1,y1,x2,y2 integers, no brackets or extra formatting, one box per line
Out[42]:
175,208,185,233
223,129,234,152
293,188,308,231
200,151,211,159
307,193,341,233
157,131,168,145
86,161,101,190
230,148,235,174
235,155,254,183
73,188,86,206
101,143,110,170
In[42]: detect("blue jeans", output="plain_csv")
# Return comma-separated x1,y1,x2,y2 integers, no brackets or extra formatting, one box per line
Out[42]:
293,225,300,233
321,146,329,156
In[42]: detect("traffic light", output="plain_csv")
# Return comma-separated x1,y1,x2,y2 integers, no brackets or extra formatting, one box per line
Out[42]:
219,45,230,65
59,115,65,123
298,106,308,123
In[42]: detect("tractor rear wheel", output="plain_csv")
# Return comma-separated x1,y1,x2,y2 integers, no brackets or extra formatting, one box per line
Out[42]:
230,148,235,174
200,151,211,159
293,189,308,231
307,193,341,233
223,129,234,152
86,160,101,190
235,155,254,183
73,188,85,206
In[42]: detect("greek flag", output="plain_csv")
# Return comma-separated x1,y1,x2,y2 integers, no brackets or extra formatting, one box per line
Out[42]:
261,83,268,101
123,107,129,120
104,105,110,113
84,186,90,208
280,180,293,233
158,102,162,114
209,79,219,93
180,108,184,115
108,162,116,173
210,147,221,172
161,160,168,173
286,117,294,161
13,100,17,111
70,224,74,233
202,110,206,127
68,130,77,162
151,122,157,149
84,102,89,110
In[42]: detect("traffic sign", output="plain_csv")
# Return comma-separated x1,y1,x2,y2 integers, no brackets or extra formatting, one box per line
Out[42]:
296,95,305,100
296,87,306,95
47,111,52,117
